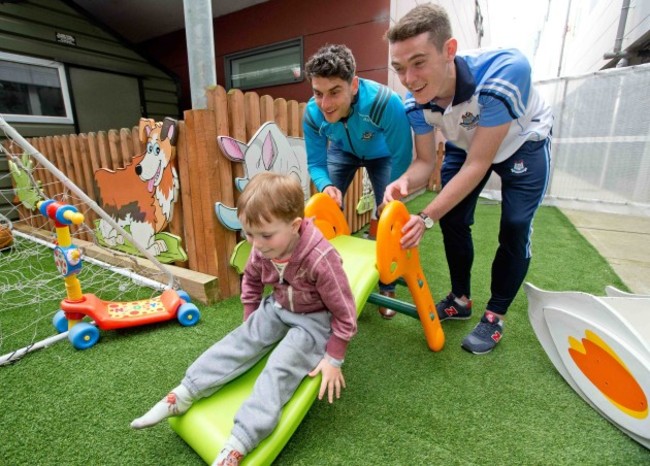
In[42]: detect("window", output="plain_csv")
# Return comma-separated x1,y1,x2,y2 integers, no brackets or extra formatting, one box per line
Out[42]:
0,52,73,124
225,38,303,91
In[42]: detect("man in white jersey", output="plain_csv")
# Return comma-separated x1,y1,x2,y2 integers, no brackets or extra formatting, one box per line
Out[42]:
383,3,553,354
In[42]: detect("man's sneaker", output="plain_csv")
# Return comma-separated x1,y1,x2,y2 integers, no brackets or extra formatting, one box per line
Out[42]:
436,293,472,321
461,312,504,355
378,290,397,319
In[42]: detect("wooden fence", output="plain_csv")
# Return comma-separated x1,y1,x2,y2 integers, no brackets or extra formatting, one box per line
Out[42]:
20,85,373,300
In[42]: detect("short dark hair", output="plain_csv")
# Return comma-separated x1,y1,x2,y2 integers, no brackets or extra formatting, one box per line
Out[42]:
304,44,356,83
237,172,304,227
385,3,452,51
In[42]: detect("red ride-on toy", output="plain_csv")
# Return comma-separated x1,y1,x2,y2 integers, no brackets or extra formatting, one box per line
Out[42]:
40,199,201,350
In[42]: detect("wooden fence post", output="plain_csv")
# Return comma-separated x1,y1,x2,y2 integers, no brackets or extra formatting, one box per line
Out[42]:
273,98,288,134
260,95,275,122
175,120,198,271
227,88,246,183
181,106,239,299
244,91,261,140
287,100,300,137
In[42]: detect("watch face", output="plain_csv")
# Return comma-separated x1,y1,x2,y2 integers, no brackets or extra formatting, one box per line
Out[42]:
419,213,434,229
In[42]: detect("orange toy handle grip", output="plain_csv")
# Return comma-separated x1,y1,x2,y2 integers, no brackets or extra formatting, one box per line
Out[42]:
377,201,445,352
304,193,351,240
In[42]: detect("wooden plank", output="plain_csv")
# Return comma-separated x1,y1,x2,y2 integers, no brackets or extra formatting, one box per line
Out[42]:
131,126,143,156
166,126,185,269
58,135,83,197
57,135,87,240
84,133,102,176
52,136,71,188
213,88,241,297
107,129,123,168
244,92,261,141
119,128,134,164
30,137,55,200
287,100,300,137
208,86,245,298
96,131,112,170
298,103,307,138
44,136,65,199
206,87,218,112
68,134,93,240
259,95,275,123
182,110,214,276
37,137,58,199
273,98,288,134
227,89,246,183
175,120,198,272
75,134,99,234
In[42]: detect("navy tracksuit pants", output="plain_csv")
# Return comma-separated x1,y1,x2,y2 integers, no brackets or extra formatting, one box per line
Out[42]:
439,138,551,314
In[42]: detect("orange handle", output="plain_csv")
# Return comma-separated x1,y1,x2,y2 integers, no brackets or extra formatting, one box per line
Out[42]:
377,201,445,351
304,193,350,239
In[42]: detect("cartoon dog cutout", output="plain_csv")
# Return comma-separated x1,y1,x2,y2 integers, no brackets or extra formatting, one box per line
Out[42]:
94,117,182,260
215,122,310,231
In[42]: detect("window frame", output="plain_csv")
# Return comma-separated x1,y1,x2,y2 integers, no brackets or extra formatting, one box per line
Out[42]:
224,38,304,91
0,51,74,124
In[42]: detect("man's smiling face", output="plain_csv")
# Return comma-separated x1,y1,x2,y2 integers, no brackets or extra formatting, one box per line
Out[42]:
311,75,359,123
390,32,456,107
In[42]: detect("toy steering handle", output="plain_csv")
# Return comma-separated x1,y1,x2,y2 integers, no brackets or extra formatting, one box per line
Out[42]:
38,199,85,226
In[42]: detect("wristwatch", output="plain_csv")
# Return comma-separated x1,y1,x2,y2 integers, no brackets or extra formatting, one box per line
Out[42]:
418,212,434,229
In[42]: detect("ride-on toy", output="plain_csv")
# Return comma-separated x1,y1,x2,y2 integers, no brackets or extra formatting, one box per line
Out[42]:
39,199,200,350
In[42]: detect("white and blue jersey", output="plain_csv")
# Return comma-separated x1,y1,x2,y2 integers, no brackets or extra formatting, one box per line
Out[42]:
405,48,552,163
303,78,413,191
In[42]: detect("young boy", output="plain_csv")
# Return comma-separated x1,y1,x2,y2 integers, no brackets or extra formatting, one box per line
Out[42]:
130,172,357,466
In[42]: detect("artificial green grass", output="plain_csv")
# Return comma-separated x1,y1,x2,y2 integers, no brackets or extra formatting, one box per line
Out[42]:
1,192,647,465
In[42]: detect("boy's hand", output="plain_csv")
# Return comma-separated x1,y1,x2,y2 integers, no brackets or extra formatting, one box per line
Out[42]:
308,358,346,403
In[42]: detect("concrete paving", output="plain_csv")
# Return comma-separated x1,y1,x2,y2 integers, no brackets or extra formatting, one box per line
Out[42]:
561,209,650,295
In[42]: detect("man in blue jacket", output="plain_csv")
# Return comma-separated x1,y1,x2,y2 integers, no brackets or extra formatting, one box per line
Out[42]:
303,44,413,319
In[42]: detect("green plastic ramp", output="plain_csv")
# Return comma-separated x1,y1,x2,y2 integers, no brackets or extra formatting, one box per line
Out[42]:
169,235,377,465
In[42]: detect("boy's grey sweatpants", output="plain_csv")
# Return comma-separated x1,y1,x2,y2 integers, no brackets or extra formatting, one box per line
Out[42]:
181,295,331,454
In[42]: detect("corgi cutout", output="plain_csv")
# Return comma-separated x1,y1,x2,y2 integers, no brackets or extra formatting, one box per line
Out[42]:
94,117,185,262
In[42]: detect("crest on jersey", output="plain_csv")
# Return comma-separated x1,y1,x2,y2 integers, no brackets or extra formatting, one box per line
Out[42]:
460,112,479,130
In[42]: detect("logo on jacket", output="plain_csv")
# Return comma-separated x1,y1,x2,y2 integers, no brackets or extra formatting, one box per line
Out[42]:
362,131,374,140
511,160,528,174
460,112,479,130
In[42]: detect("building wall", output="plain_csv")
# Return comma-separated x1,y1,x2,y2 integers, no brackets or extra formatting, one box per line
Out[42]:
0,0,180,137
535,0,650,78
388,0,485,96
141,0,391,110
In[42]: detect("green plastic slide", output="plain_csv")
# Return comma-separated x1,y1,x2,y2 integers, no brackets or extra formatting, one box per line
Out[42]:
169,235,378,465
